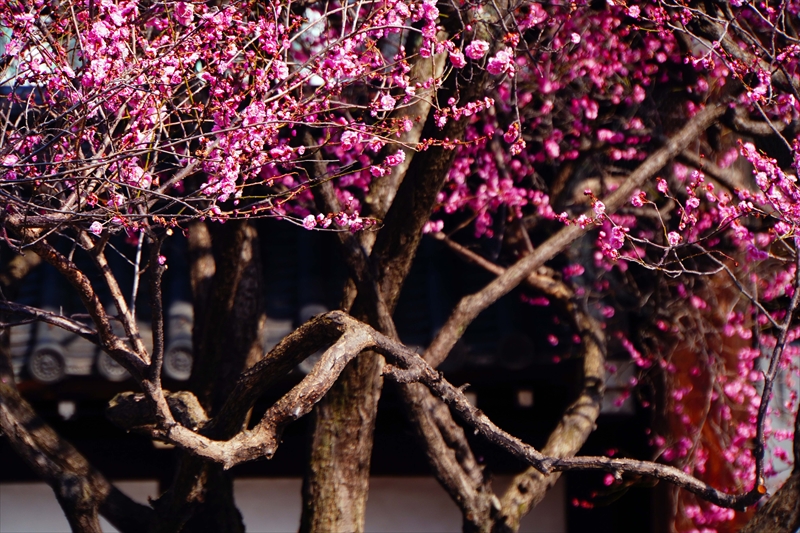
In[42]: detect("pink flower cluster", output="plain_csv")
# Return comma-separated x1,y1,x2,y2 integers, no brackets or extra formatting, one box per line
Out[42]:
301,211,375,232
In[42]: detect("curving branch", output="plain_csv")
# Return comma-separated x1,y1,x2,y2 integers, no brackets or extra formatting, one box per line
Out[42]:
727,107,790,137
740,399,800,533
77,230,148,360
432,232,606,531
103,309,768,514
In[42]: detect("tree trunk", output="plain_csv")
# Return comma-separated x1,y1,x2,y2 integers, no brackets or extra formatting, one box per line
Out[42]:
300,353,384,533
739,474,800,533
300,5,497,528
153,220,266,532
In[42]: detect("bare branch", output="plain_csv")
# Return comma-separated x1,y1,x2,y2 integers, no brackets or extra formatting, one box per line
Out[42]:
727,107,790,137
78,230,148,360
0,300,99,341
2,224,147,375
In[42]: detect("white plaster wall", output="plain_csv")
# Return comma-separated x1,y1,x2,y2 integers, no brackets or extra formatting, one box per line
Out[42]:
0,477,565,533
0,481,158,533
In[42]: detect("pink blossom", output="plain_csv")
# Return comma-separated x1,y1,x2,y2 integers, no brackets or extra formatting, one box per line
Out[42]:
316,214,332,229
302,214,317,230
464,40,489,60
609,226,625,248
593,201,606,217
544,139,560,158
378,94,396,112
89,221,103,236
423,219,444,234
1,154,19,180
385,150,406,167
667,231,681,246
174,3,194,26
449,50,466,68
503,122,520,144
340,131,361,151
563,264,585,278
486,49,515,76
630,190,646,207
272,60,289,79
523,296,550,306
370,166,388,177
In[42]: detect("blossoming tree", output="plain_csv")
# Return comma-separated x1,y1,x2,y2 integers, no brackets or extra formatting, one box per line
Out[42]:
1,0,800,532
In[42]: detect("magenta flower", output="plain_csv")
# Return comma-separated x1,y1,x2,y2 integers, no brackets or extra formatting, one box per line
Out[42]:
464,40,489,60
378,94,396,112
486,49,514,76
302,214,317,230
449,50,466,68
385,150,406,167
174,3,194,26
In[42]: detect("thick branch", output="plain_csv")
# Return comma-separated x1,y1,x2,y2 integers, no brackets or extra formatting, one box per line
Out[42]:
118,310,766,512
308,135,492,530
0,251,41,290
726,107,789,137
368,1,502,306
107,390,209,432
739,474,800,533
0,348,154,533
205,312,342,435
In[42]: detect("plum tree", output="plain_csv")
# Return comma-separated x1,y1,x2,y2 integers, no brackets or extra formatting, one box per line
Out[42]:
1,1,800,532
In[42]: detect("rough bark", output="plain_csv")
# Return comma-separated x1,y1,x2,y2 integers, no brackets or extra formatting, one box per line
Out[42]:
0,340,154,533
738,474,800,533
300,353,384,533
190,221,266,414
301,136,391,533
